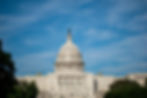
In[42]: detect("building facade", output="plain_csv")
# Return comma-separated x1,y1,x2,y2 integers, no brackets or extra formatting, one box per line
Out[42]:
18,32,147,98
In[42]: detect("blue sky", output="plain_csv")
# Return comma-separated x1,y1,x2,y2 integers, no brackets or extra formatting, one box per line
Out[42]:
0,0,147,76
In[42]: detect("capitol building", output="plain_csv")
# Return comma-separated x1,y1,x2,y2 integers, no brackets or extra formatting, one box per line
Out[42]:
18,32,147,98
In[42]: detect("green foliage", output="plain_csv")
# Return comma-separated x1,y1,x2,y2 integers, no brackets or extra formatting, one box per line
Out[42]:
0,40,38,98
104,79,147,98
145,78,147,88
0,40,16,98
7,82,38,98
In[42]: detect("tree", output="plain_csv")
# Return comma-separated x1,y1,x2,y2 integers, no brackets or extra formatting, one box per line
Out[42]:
0,40,38,98
0,40,16,98
7,82,38,98
104,79,147,98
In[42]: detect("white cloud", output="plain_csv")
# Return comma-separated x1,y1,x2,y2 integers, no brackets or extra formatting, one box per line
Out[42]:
84,28,117,43
107,0,147,32
84,34,147,73
107,0,141,24
126,13,147,31
0,0,93,33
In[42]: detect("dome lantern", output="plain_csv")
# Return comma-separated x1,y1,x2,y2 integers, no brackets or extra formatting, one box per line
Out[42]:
67,29,72,41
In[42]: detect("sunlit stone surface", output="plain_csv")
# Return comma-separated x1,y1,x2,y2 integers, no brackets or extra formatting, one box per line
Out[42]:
18,32,147,98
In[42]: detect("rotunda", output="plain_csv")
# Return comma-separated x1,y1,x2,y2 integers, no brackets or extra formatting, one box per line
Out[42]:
56,32,84,72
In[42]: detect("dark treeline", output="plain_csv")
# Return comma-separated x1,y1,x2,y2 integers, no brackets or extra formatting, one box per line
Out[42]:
104,79,147,98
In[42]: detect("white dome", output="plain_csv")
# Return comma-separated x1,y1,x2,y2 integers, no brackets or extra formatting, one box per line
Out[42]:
56,33,84,72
